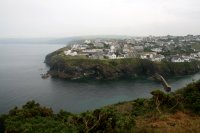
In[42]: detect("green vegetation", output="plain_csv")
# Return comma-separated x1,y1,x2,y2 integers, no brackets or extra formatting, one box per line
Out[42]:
45,48,200,80
1,101,135,133
161,45,195,56
1,80,200,133
191,42,200,51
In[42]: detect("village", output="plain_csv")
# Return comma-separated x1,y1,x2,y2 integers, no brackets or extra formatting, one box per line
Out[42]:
64,35,200,62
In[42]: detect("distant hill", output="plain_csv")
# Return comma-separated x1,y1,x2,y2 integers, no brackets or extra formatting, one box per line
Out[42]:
0,35,131,44
0,37,76,44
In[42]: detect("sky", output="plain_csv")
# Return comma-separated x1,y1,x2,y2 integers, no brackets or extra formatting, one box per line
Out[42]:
0,0,200,38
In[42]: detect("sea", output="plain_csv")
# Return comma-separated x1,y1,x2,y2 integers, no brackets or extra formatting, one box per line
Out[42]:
0,44,200,114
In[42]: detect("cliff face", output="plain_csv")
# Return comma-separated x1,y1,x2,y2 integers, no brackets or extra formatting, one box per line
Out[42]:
45,49,200,80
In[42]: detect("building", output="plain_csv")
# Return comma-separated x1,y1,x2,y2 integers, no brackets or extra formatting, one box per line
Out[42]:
140,52,157,59
123,44,130,53
151,54,165,62
64,50,77,56
84,40,91,44
71,44,80,50
110,45,116,53
107,53,117,59
171,56,185,62
94,42,104,48
82,49,103,53
151,48,162,52
134,46,144,52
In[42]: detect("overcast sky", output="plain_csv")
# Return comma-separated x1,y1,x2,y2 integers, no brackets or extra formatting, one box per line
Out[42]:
0,0,200,38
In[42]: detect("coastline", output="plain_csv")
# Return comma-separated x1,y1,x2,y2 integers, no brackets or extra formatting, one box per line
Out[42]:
45,48,200,80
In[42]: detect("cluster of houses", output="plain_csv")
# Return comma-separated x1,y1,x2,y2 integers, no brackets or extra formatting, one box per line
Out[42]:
171,53,200,62
140,52,165,62
64,35,200,62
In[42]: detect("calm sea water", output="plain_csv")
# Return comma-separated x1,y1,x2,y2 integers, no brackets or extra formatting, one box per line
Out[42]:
0,44,200,114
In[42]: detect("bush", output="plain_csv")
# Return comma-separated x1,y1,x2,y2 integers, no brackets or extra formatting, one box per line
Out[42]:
176,80,200,113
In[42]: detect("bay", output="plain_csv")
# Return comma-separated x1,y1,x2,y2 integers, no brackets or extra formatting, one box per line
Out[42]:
0,44,199,114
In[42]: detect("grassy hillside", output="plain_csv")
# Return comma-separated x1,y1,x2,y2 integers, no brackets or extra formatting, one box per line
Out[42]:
1,80,200,133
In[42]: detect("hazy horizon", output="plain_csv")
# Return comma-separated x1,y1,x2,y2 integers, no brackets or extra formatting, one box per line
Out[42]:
0,0,200,38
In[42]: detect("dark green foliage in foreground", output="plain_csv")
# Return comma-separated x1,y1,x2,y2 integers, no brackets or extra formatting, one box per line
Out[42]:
131,98,153,116
2,101,77,133
176,80,200,113
131,80,200,116
1,80,200,133
73,108,135,133
1,101,135,133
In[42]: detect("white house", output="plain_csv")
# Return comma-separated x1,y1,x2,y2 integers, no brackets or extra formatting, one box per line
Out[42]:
64,50,71,55
71,44,80,50
171,56,185,62
110,53,117,59
198,52,200,57
183,56,191,62
151,48,162,52
110,45,116,53
107,53,117,59
84,40,91,44
64,50,77,56
140,52,157,59
151,54,165,62
190,53,198,58
70,52,78,56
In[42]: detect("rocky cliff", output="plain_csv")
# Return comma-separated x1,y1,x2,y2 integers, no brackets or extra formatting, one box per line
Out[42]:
45,48,200,80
